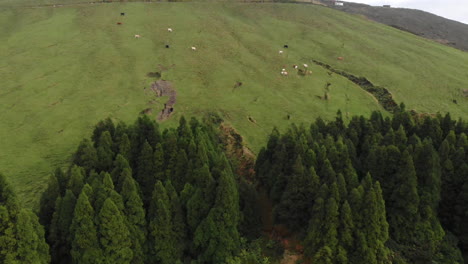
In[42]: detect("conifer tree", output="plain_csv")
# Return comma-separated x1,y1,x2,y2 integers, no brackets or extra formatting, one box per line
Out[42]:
68,165,85,197
73,139,98,173
50,190,76,264
173,150,189,192
389,150,420,243
15,210,50,264
38,173,60,232
148,181,177,264
186,165,215,233
97,131,115,172
165,180,186,259
118,133,131,161
70,191,102,264
135,140,155,204
153,143,165,183
120,174,146,264
97,198,132,264
194,170,241,263
110,154,132,192
275,156,316,230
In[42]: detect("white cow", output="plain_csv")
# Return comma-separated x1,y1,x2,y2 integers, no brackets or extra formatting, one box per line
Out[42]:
168,28,173,32
279,50,284,54
303,63,308,68
191,46,197,51
134,34,141,39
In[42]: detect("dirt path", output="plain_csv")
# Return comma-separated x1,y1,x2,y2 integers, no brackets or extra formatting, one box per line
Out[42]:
150,80,176,121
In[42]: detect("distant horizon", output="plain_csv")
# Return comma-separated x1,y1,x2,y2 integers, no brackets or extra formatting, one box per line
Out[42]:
347,0,468,24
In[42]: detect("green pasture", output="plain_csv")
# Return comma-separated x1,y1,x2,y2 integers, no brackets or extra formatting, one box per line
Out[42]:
0,2,467,207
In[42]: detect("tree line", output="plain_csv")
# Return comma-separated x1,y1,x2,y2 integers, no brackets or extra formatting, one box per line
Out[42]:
256,106,468,263
1,106,468,263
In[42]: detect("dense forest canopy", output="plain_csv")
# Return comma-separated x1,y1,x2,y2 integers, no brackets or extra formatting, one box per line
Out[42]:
2,107,468,263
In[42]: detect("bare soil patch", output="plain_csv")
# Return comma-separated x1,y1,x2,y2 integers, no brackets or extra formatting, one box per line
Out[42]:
150,80,176,121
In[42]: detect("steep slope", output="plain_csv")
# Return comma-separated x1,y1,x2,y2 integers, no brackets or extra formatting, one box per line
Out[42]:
322,0,468,52
1,2,468,206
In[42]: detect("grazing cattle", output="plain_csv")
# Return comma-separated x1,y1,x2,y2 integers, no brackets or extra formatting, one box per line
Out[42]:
303,64,308,68
134,34,141,38
117,22,122,25
121,12,125,16
165,44,170,48
281,70,288,76
167,28,173,32
293,65,298,69
279,50,284,54
284,44,289,48
338,57,344,61
191,46,197,51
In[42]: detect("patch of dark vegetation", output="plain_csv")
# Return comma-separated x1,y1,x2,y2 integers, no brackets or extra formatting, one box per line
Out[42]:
146,72,161,78
248,116,257,124
233,81,243,91
312,59,398,112
150,80,176,121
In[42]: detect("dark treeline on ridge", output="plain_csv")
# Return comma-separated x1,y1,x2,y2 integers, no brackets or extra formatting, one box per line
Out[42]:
2,105,468,263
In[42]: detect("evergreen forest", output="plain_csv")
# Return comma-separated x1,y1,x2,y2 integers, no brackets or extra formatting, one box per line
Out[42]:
2,106,468,263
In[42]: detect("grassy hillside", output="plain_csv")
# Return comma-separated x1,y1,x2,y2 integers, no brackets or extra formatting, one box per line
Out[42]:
1,2,468,207
321,0,468,52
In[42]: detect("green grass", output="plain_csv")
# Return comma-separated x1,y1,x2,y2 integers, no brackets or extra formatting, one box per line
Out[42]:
1,2,468,207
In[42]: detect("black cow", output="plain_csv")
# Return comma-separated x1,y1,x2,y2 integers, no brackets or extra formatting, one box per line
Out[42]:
284,44,289,48
121,12,125,16
165,44,170,48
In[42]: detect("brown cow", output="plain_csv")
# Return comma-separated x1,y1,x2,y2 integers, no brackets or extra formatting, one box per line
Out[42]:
337,57,344,61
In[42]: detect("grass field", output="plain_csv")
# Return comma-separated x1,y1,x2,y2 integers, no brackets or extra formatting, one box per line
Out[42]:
1,1,468,207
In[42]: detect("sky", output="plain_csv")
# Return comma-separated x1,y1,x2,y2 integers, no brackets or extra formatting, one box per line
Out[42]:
349,0,468,24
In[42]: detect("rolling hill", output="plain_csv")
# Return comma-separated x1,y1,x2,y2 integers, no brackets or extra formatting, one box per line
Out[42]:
1,1,468,206
321,0,468,52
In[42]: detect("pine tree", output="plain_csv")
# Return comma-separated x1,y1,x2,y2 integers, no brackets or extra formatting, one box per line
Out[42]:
118,133,131,161
73,139,98,173
275,156,316,231
15,210,50,264
193,170,241,263
148,181,177,264
389,150,420,243
120,174,146,264
110,154,132,192
153,143,165,183
38,173,60,233
70,191,103,264
50,190,76,264
68,165,85,197
135,140,155,204
165,181,186,259
186,165,215,234
96,132,114,172
97,198,132,264
172,150,189,192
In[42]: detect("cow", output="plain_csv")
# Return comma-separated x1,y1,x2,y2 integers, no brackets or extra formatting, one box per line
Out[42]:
279,50,284,54
284,44,289,48
168,28,173,32
338,57,344,61
191,46,197,51
134,34,141,38
121,12,125,16
117,22,122,25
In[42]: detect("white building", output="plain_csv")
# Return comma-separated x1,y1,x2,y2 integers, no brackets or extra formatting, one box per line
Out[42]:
335,1,344,6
